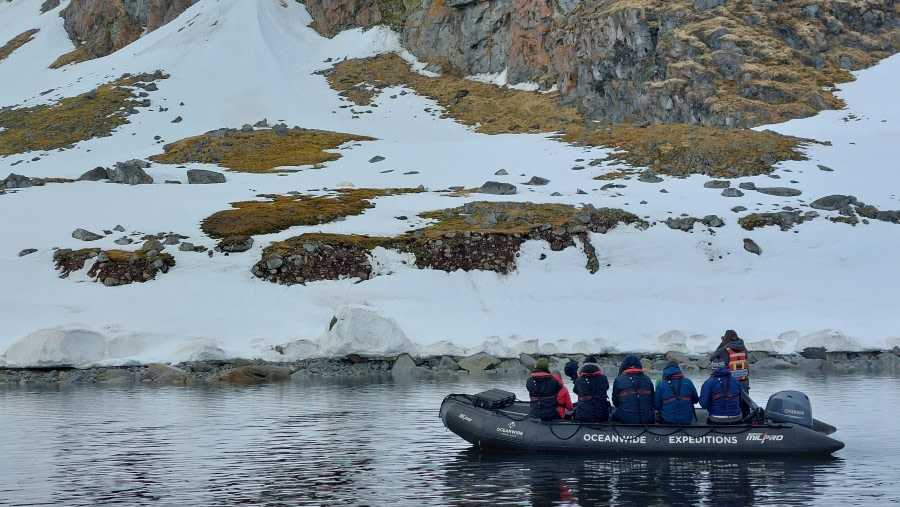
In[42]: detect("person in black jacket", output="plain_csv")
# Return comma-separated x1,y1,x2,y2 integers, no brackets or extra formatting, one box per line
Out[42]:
611,355,655,424
526,357,563,421
573,355,610,422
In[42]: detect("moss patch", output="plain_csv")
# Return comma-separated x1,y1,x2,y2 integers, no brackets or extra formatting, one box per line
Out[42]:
574,124,811,178
325,54,811,177
0,72,164,157
202,188,420,239
0,29,39,61
323,53,584,135
150,127,374,174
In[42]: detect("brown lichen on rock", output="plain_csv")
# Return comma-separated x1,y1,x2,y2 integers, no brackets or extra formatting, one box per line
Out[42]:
0,29,40,62
738,211,812,231
202,188,420,239
0,72,165,156
150,127,374,174
54,248,175,286
252,233,391,284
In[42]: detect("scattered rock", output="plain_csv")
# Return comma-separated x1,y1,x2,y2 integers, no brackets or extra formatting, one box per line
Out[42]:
743,238,762,255
638,170,663,183
810,194,854,211
368,155,385,163
107,160,152,185
817,164,834,172
477,181,517,195
77,167,109,181
495,169,508,176
219,235,254,253
738,182,756,190
523,176,550,186
703,180,730,189
18,248,38,257
187,169,226,184
457,352,500,372
72,228,104,241
722,188,744,197
1,173,33,189
756,187,802,197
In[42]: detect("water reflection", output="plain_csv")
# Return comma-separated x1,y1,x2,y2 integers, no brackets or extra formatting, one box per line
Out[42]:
441,449,844,506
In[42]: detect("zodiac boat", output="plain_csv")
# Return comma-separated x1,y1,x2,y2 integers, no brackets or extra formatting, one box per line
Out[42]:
439,389,844,456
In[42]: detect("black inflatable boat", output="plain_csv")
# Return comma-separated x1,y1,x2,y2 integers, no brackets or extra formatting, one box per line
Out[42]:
440,389,844,456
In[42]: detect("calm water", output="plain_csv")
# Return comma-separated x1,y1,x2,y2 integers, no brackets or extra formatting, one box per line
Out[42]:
1,371,898,506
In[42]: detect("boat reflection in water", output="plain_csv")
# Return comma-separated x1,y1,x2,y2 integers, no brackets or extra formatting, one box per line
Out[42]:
441,449,842,506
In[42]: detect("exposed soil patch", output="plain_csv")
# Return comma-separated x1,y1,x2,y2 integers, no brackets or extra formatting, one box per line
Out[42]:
0,72,165,157
201,188,420,238
150,127,374,173
54,248,175,286
0,29,39,62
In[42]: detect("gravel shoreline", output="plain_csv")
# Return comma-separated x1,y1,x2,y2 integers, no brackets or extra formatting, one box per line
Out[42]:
1,348,898,386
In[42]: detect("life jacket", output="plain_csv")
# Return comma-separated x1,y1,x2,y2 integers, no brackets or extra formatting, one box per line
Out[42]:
661,375,694,406
727,347,749,381
527,370,562,420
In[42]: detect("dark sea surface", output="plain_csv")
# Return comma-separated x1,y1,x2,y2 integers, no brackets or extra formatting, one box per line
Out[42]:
1,371,897,506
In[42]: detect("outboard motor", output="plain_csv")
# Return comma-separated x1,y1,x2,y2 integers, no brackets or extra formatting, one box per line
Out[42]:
766,390,813,428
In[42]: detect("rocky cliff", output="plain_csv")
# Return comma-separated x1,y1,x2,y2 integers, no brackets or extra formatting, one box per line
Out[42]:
304,0,899,126
55,0,198,65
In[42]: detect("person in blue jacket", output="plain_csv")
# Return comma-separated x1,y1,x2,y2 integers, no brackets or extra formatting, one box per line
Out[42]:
611,355,655,424
654,361,699,424
573,355,610,422
699,359,743,424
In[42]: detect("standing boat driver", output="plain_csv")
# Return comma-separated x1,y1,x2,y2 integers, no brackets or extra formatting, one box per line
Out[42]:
711,329,750,393
527,358,564,421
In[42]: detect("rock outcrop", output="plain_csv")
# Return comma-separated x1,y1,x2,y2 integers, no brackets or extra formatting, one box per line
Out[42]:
306,0,898,127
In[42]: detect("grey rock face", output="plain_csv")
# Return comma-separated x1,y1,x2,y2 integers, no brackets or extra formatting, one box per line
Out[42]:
77,167,109,181
694,0,725,11
187,169,225,184
495,169,508,175
219,235,253,253
143,238,164,252
810,194,854,211
756,187,802,197
108,160,153,184
743,238,762,255
722,188,744,197
478,181,517,195
72,228,104,241
1,173,33,189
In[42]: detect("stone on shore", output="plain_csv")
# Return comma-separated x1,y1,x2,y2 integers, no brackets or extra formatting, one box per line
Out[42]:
457,352,499,372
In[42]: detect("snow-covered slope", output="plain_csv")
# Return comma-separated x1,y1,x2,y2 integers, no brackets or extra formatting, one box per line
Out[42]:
1,0,898,367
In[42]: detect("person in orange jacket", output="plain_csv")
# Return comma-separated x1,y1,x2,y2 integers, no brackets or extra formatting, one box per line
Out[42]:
552,372,575,419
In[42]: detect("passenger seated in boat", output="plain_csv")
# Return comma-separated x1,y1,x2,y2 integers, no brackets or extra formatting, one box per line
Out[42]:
611,355,655,424
527,358,564,421
699,360,743,424
564,359,579,384
551,372,575,419
654,361,699,425
573,356,610,422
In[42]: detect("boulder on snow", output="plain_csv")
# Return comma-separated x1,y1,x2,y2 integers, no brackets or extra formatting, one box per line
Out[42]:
108,160,153,185
3,328,107,367
1,173,34,189
477,181,517,195
317,305,416,357
187,169,226,184
78,167,109,181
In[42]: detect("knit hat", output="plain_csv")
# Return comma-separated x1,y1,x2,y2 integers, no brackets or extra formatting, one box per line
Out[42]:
711,359,727,369
585,355,597,363
666,360,679,369
535,358,550,370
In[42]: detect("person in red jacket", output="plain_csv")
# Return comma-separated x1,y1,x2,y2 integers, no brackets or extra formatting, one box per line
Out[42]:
552,372,575,419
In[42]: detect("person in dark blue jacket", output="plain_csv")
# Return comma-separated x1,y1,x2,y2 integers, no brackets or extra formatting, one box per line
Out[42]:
654,361,699,425
699,360,743,424
527,357,563,421
573,356,610,422
611,355,655,424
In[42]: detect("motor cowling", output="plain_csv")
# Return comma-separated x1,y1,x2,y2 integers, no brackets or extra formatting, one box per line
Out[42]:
765,390,813,428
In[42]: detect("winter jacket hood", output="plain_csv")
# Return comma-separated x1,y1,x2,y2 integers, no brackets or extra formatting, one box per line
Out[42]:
662,365,684,378
619,355,642,374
